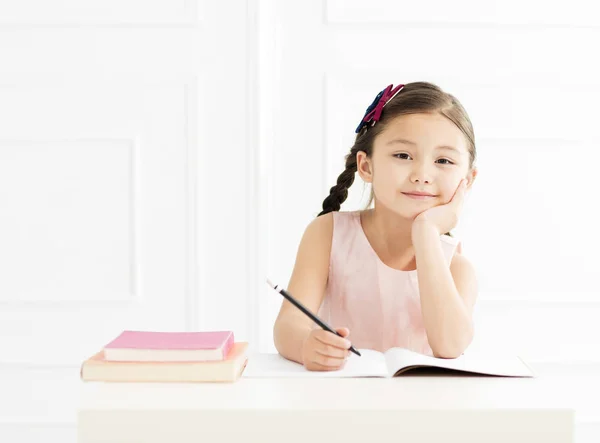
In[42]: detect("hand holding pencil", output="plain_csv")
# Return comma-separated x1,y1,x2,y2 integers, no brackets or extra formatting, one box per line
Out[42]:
267,278,361,371
301,326,353,371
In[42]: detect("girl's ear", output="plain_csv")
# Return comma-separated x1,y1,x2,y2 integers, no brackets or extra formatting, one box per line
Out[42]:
356,151,373,183
465,167,478,189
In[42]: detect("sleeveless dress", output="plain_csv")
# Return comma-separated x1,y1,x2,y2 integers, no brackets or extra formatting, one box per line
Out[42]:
317,210,459,356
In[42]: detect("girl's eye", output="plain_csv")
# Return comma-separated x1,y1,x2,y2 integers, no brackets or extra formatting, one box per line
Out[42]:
393,154,455,165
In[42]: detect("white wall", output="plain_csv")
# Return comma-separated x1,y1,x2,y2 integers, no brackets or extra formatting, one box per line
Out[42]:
259,1,600,441
0,0,599,442
0,0,258,441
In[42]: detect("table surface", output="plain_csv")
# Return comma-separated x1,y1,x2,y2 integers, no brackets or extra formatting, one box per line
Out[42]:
79,371,576,412
78,364,581,443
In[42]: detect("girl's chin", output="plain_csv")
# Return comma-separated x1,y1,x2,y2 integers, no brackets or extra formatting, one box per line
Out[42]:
388,207,432,220
374,198,438,218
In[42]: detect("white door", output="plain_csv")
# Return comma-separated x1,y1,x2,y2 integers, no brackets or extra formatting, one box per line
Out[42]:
0,1,258,441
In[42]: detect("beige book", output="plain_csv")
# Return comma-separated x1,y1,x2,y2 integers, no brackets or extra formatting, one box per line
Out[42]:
81,342,248,383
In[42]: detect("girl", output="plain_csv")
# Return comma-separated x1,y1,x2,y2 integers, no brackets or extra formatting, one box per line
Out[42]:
273,81,478,371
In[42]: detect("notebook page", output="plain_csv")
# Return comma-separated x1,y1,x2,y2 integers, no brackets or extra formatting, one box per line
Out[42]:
243,349,388,378
383,348,535,377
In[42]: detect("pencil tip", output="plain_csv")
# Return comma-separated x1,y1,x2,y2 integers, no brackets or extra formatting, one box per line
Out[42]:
266,278,274,288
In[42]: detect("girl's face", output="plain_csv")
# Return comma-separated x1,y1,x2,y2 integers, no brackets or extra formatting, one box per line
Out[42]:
358,112,476,219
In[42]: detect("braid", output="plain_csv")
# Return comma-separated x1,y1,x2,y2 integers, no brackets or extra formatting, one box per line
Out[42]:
318,154,357,217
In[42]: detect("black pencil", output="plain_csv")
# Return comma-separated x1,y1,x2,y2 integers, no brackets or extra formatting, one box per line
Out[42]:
267,278,361,357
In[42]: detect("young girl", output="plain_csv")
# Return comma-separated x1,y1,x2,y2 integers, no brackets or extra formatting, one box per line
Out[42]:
273,81,478,371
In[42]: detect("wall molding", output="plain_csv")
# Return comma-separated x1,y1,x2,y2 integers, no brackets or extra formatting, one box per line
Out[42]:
325,0,600,29
0,137,141,304
0,0,200,27
245,0,261,352
184,79,199,331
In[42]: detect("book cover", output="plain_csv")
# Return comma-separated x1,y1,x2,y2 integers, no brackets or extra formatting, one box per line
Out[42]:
103,330,234,362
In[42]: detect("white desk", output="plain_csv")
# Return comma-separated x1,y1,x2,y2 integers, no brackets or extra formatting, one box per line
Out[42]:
78,371,575,443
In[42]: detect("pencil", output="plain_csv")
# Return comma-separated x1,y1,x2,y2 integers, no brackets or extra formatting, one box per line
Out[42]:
266,278,361,357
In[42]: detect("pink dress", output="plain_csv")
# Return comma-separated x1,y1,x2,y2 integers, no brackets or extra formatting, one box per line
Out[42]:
317,210,459,356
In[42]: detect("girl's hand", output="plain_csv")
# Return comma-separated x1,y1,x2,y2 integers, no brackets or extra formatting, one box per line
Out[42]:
301,327,351,371
413,179,467,235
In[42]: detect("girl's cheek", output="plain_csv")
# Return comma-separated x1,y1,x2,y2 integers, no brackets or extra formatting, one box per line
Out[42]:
440,186,456,203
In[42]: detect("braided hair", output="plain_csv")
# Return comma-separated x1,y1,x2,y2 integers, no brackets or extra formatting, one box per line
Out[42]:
317,150,358,217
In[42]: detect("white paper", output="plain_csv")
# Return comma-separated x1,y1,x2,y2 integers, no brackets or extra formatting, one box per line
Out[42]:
384,348,535,377
243,349,387,378
243,348,534,378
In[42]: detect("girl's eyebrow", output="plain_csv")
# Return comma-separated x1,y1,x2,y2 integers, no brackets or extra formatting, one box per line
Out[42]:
386,138,417,146
386,138,460,154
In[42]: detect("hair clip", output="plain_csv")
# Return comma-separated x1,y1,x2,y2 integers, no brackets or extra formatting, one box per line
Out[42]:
355,84,405,133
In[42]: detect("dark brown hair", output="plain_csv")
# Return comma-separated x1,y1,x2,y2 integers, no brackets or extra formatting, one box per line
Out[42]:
318,81,476,217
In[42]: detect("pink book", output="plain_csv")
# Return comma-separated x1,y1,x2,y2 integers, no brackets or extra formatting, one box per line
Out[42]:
103,331,235,362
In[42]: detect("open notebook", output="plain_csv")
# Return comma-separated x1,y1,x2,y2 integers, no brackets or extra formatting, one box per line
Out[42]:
244,347,535,378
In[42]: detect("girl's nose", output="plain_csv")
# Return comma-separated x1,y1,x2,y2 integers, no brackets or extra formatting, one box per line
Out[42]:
410,163,432,184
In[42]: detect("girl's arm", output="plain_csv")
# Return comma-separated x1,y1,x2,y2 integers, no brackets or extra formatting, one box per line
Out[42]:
412,220,478,358
273,213,333,364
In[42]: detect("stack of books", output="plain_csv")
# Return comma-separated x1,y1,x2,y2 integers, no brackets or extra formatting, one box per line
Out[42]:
80,330,248,383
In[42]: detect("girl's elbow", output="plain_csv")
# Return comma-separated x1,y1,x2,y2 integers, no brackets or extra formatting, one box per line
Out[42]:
272,317,286,352
431,331,473,359
432,347,463,359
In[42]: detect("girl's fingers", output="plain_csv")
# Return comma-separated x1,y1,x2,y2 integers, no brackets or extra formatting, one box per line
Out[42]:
452,180,466,202
312,351,347,368
335,327,350,337
307,361,343,371
315,343,349,359
314,329,352,351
